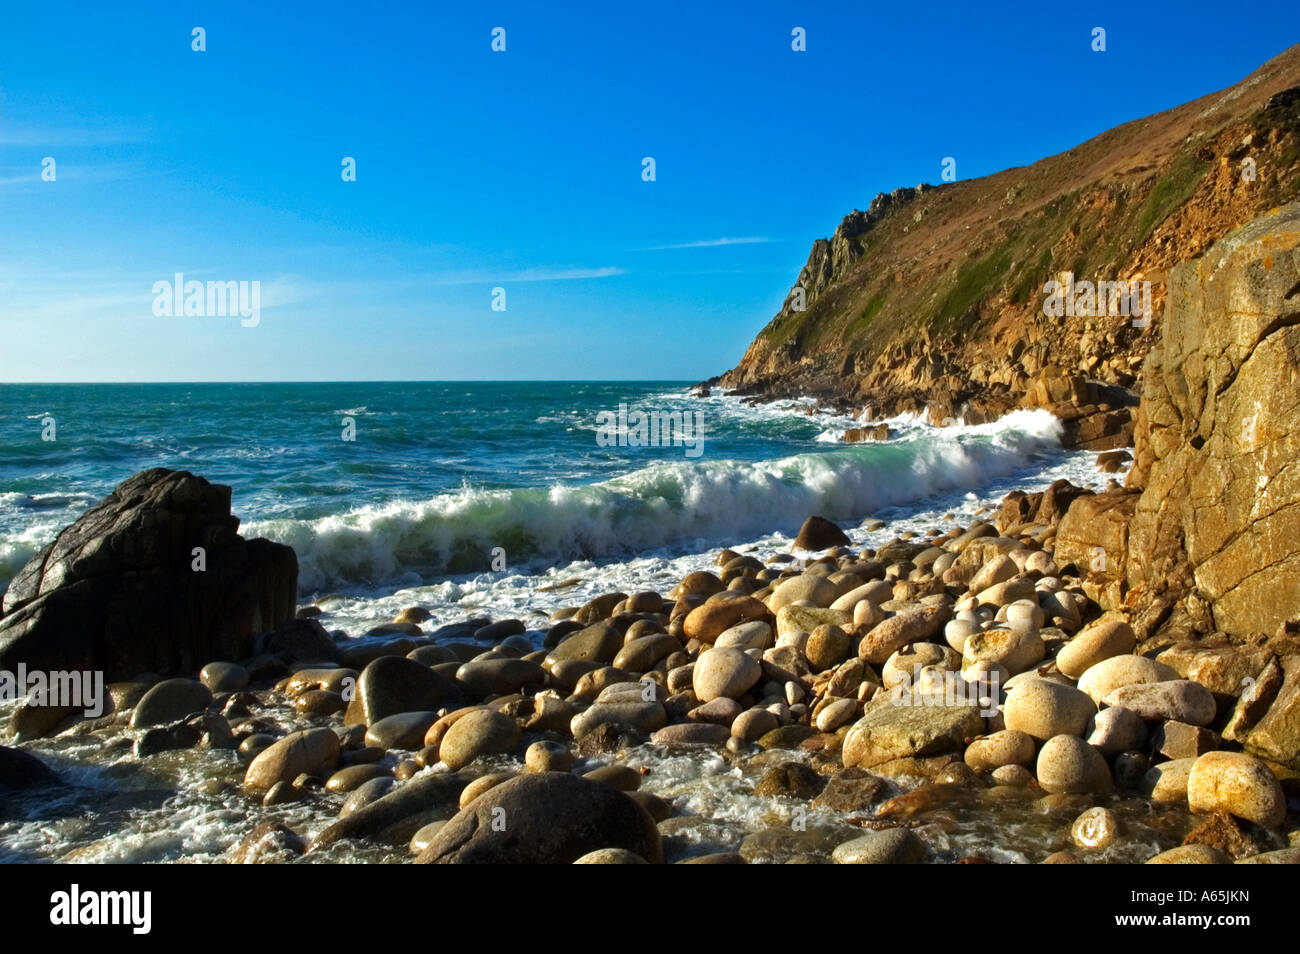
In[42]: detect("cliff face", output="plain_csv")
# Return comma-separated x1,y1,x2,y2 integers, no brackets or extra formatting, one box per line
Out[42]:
1126,200,1300,640
715,46,1300,448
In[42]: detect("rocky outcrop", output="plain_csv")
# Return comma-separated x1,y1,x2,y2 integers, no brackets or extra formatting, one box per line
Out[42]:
1126,201,1300,639
0,469,297,680
711,47,1300,446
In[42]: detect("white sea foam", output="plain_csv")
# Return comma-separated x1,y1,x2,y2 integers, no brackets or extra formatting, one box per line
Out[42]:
246,409,1067,593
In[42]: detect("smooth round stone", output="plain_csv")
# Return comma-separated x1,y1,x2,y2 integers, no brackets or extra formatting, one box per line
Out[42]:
1042,850,1080,863
1036,735,1113,794
1004,600,1045,629
573,848,648,864
815,698,858,732
1055,620,1135,678
831,828,924,864
991,764,1035,786
1003,678,1097,740
130,678,213,729
243,728,341,791
713,621,774,652
325,763,389,793
731,707,780,743
651,723,731,745
882,642,959,688
393,606,432,624
407,645,457,666
296,689,346,716
1102,680,1217,726
238,733,276,761
1146,845,1232,864
1086,706,1147,756
627,789,671,822
1071,806,1121,848
1187,751,1286,828
570,700,666,740
200,662,249,694
459,771,516,809
693,647,763,702
1143,758,1196,803
964,729,1036,773
524,740,573,773
437,709,521,770
688,697,743,726
409,820,445,854
805,624,852,671
455,658,546,699
613,633,683,672
962,627,1044,676
1236,848,1300,864
262,781,298,806
365,711,438,751
852,599,887,629
1077,655,1179,704
946,621,977,657
582,764,641,791
339,776,397,818
768,574,840,611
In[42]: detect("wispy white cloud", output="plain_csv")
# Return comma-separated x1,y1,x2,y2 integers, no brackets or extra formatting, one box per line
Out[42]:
634,237,772,251
427,265,627,285
0,124,150,148
0,162,142,192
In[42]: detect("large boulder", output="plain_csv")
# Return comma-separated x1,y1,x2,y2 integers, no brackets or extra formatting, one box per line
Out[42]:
415,772,662,864
1127,202,1300,638
0,469,297,680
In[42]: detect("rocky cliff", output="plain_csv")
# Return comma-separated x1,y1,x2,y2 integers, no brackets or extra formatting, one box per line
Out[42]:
1129,200,1300,639
712,46,1300,449
1052,200,1300,647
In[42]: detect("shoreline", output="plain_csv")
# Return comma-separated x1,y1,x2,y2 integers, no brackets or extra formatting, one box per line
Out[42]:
3,461,1294,864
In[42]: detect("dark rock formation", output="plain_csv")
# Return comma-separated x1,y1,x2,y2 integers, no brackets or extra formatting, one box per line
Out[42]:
0,469,297,681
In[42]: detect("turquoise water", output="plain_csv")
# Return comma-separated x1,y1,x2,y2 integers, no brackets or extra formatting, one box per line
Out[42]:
0,382,1073,594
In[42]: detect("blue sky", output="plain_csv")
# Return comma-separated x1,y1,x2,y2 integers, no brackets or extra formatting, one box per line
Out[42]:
1,1,1297,382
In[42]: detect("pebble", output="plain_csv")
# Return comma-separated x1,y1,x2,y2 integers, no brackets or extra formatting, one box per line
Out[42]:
1036,735,1113,794
459,771,515,809
1143,758,1197,803
365,711,438,751
573,848,649,864
325,763,388,793
831,828,924,864
731,707,780,742
1102,680,1217,726
437,709,521,770
1186,751,1286,828
1086,706,1147,755
1070,806,1121,848
524,740,573,773
964,729,1036,773
1076,655,1179,704
693,647,763,702
1003,678,1097,740
244,728,341,791
199,662,249,694
130,678,213,729
1145,844,1232,864
1055,620,1135,678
